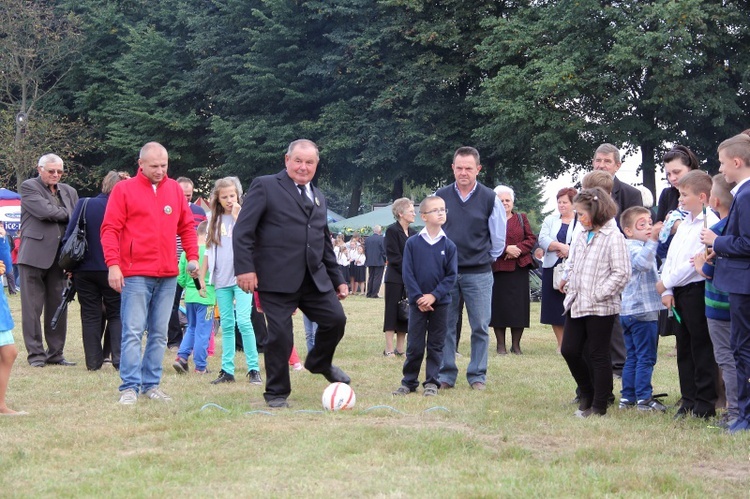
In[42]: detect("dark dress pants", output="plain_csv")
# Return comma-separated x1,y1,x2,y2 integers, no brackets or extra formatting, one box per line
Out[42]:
75,271,122,370
366,266,384,297
167,283,184,348
19,261,67,364
673,282,718,417
729,293,750,425
401,303,447,390
258,271,346,402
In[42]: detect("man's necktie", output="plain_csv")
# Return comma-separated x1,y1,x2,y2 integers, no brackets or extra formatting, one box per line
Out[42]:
298,184,313,212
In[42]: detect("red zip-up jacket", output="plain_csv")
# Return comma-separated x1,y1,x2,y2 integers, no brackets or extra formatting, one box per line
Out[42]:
100,169,198,277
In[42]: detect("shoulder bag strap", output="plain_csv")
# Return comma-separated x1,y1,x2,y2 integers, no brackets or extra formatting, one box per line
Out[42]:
77,198,89,231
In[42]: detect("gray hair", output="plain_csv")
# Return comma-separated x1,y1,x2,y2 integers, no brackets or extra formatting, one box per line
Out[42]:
493,185,515,201
594,143,621,164
636,185,654,208
38,154,63,168
391,197,413,219
373,225,382,234
287,139,319,158
139,142,167,159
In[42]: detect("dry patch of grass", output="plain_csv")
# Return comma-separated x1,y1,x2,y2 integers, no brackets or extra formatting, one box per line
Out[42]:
1,294,749,497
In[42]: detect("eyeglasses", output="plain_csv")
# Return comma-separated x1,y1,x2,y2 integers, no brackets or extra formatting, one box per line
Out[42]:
422,208,448,215
43,168,64,175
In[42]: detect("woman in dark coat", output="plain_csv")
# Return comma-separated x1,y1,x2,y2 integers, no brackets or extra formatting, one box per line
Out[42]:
382,197,416,357
490,185,537,355
61,171,129,370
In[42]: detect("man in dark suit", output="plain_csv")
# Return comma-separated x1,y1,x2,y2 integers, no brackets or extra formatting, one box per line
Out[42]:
18,153,79,367
364,225,386,298
592,143,644,380
234,139,350,408
703,133,750,433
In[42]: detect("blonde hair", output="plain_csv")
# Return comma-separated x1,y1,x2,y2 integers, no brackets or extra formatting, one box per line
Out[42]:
206,177,242,247
677,170,712,198
581,170,614,194
718,134,750,167
711,173,736,209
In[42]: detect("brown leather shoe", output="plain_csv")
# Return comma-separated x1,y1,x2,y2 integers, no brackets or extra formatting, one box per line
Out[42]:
471,382,486,391
439,382,454,390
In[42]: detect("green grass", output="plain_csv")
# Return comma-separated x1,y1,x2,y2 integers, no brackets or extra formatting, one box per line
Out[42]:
1,293,749,497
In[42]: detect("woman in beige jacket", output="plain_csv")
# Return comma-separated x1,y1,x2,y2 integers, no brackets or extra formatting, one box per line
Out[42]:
559,188,631,418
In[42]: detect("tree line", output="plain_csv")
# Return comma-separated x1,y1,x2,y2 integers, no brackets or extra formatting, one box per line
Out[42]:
1,0,748,218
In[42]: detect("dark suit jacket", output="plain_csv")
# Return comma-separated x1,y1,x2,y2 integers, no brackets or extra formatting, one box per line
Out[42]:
383,223,417,284
233,170,343,293
714,180,750,295
612,175,643,228
364,233,386,266
18,176,78,269
61,193,109,272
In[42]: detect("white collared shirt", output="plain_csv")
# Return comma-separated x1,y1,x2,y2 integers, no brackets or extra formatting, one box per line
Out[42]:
660,209,719,295
418,226,447,246
731,177,750,197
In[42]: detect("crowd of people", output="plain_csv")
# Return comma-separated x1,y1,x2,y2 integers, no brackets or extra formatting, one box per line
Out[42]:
1,135,750,436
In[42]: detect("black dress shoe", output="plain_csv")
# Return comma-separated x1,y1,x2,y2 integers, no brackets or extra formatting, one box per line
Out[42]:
46,359,76,366
321,365,351,384
267,398,289,408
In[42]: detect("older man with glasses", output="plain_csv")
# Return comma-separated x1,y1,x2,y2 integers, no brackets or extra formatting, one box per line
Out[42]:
19,153,79,367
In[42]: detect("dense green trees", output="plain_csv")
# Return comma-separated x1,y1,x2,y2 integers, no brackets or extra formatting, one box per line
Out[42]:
1,0,747,211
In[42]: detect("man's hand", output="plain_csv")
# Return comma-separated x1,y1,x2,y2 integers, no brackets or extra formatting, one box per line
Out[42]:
558,279,567,294
336,283,349,300
237,272,257,293
656,280,666,295
108,265,124,293
700,227,717,247
187,260,200,278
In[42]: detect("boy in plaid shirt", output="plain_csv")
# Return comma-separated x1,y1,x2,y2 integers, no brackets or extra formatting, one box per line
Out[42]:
618,206,666,412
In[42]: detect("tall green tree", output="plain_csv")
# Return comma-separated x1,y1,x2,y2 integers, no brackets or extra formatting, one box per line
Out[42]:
475,0,750,196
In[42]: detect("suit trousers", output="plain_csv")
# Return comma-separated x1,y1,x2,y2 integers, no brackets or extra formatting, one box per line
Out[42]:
19,261,68,365
673,282,718,417
401,303,447,390
729,293,750,425
366,266,384,297
167,283,184,348
75,271,122,370
258,271,346,402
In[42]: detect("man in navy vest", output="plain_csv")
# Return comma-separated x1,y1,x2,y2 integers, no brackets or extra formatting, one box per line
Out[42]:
437,147,506,390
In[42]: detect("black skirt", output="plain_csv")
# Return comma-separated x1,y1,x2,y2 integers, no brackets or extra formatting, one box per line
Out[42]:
490,266,531,328
540,265,566,326
383,282,408,333
353,265,366,282
339,264,350,282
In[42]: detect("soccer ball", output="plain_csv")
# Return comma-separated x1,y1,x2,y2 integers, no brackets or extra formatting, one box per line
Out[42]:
322,382,356,411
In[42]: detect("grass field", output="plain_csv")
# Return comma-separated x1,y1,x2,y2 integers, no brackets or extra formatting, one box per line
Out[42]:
1,292,749,497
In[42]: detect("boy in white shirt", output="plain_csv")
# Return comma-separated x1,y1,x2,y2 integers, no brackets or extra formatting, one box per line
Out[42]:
656,170,719,419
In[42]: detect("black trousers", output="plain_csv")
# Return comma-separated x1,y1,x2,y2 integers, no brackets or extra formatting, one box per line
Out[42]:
257,271,346,402
167,283,184,348
401,303,447,390
19,261,68,364
75,271,122,370
366,266,384,297
674,282,718,417
562,313,615,411
610,316,626,374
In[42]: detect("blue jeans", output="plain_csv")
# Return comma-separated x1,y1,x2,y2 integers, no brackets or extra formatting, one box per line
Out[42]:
439,271,493,386
177,303,213,371
216,285,258,375
302,313,318,354
620,315,658,402
119,276,176,393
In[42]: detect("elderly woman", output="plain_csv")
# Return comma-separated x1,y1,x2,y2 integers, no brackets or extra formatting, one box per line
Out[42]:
538,187,578,353
382,197,416,357
490,185,537,355
61,171,129,371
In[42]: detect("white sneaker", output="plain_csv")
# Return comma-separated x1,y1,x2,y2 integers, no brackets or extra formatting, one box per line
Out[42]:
142,387,172,402
118,388,138,405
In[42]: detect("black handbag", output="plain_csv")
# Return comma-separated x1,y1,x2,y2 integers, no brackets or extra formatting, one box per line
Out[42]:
58,198,89,270
397,290,409,323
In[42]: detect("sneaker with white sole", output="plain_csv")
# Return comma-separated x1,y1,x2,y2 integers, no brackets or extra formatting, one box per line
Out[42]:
142,387,172,402
118,388,138,405
618,398,635,409
423,383,438,396
637,397,667,412
173,357,188,374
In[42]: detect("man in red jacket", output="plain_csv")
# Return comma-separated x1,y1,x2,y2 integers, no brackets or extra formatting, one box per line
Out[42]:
101,142,199,405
